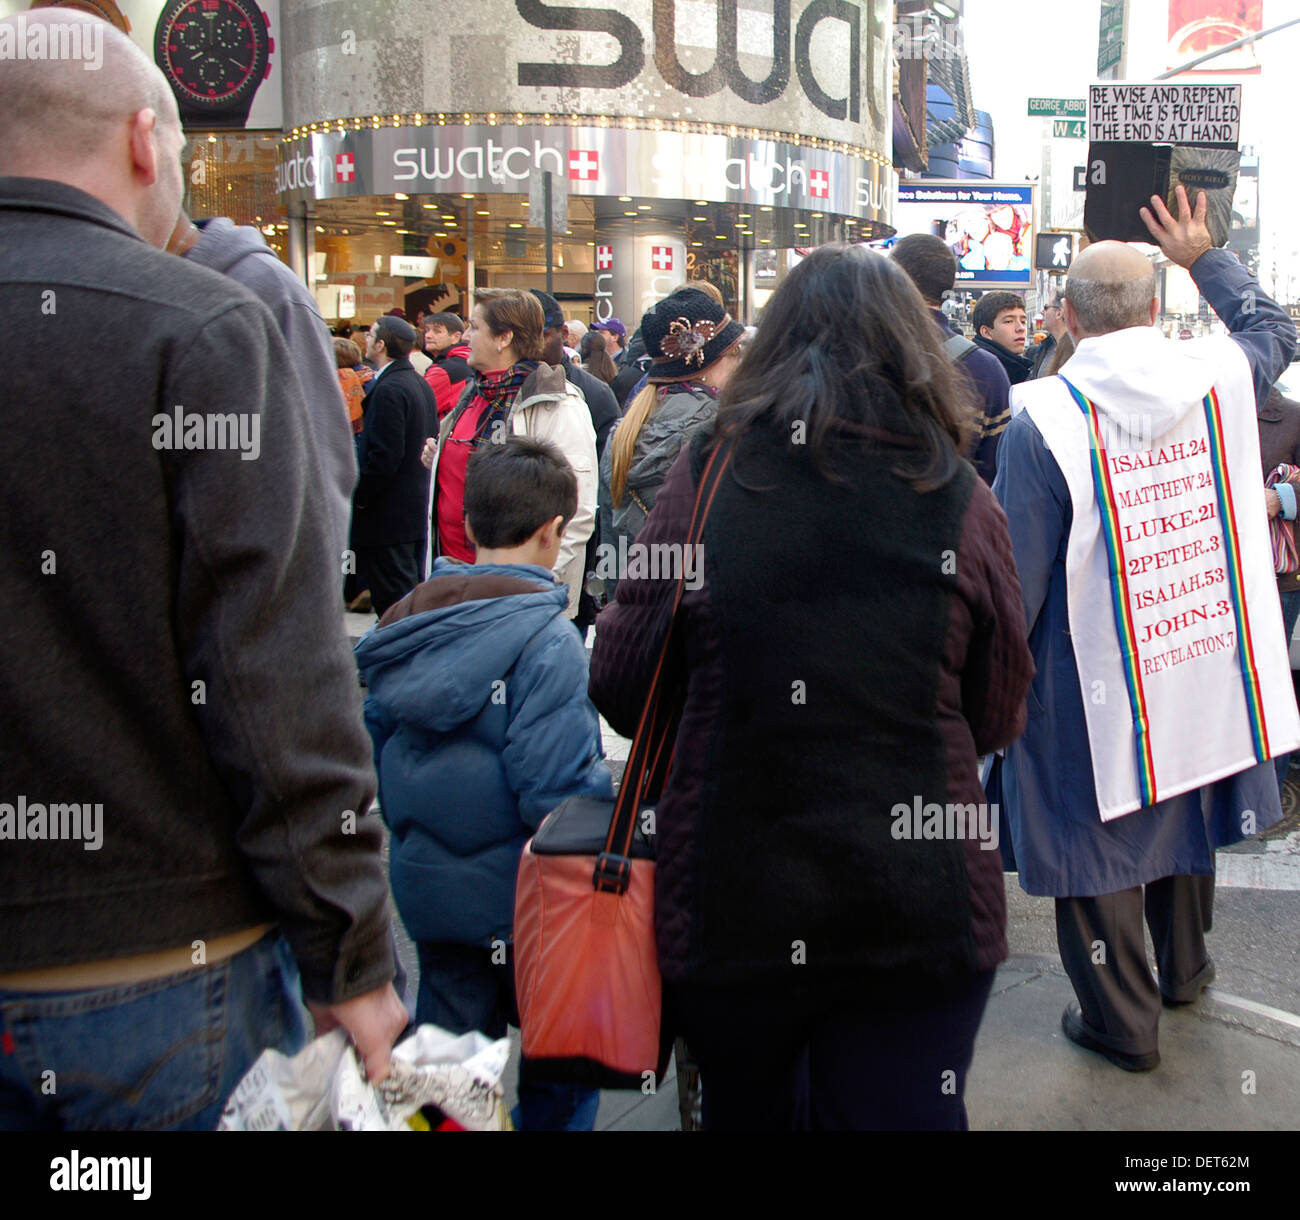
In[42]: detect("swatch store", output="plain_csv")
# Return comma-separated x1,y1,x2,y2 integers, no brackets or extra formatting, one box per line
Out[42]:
275,0,897,328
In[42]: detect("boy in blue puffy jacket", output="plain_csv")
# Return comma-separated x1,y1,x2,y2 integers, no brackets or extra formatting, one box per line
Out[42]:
355,436,611,1131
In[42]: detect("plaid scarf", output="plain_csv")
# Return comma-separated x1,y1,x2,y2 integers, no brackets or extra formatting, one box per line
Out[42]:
470,362,539,443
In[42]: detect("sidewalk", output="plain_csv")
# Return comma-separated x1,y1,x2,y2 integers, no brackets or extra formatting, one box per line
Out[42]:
501,953,1300,1131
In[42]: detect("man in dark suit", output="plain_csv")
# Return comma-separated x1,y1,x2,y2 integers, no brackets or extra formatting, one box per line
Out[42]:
352,315,440,616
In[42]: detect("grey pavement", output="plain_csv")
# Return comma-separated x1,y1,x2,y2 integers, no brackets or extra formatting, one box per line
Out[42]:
352,611,1300,1130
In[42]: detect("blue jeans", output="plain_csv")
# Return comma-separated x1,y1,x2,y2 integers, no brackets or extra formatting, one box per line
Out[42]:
0,932,308,1131
414,941,599,1131
1275,590,1300,788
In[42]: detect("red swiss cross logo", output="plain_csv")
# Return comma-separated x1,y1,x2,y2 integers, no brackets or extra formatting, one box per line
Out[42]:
568,149,599,180
809,170,829,199
335,153,355,183
651,246,674,271
596,245,613,270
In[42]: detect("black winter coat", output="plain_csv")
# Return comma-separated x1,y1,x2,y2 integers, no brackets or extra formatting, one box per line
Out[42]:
973,333,1034,385
590,420,1034,987
352,358,439,548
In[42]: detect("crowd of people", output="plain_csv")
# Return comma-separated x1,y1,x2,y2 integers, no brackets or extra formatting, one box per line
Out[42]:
3,9,1300,1134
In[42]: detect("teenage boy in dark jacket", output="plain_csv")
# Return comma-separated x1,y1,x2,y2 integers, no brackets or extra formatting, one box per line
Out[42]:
356,437,611,1130
972,291,1035,385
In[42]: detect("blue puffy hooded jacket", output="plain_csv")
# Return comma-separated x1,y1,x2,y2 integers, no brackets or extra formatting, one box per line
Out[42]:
354,559,613,946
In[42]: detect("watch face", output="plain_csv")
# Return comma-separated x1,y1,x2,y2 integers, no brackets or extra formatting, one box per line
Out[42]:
155,0,269,113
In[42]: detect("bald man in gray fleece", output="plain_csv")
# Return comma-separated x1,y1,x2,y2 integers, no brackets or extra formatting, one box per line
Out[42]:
0,9,404,1130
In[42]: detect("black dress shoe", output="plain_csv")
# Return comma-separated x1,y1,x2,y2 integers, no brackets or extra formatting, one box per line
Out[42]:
1061,1004,1160,1072
1161,958,1215,1008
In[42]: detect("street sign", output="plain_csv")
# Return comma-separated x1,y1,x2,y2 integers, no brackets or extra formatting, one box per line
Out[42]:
1053,119,1086,139
1098,0,1124,74
1028,98,1086,118
1035,232,1074,271
528,167,568,234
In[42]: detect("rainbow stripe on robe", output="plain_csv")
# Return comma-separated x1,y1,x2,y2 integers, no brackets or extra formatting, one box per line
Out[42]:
1062,380,1269,810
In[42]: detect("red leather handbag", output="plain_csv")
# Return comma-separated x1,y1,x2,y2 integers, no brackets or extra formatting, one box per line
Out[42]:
513,440,733,1089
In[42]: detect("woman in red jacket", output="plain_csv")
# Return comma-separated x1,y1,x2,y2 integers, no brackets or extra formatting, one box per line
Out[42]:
588,244,1034,1131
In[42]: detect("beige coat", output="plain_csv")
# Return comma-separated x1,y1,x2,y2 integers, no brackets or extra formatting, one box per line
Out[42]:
430,364,597,617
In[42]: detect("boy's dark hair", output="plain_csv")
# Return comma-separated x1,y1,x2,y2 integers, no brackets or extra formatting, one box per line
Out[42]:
972,291,1026,336
889,234,957,306
425,312,464,333
465,436,578,548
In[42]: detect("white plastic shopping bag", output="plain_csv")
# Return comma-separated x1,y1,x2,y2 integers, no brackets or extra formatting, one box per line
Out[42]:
217,1024,511,1131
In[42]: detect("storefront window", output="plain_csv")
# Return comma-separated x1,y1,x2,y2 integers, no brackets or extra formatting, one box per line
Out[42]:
184,133,287,261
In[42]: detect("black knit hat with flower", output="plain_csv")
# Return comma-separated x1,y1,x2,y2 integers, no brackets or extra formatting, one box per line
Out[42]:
643,288,746,384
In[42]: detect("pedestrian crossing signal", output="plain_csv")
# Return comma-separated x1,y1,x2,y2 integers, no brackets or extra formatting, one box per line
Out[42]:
1034,232,1074,271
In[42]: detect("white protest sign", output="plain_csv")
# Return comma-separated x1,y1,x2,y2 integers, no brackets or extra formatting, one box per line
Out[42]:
1089,83,1241,147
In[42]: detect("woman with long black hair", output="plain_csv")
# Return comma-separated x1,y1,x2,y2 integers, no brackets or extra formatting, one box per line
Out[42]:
588,244,1034,1130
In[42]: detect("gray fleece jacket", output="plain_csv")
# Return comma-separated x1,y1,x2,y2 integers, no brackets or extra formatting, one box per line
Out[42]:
187,218,356,554
597,383,719,595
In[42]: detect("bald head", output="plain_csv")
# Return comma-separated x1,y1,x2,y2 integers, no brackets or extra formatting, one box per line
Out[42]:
1064,241,1159,337
0,9,184,247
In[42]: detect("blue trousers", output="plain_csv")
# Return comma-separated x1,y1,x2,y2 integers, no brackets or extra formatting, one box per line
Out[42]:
414,941,599,1131
0,932,308,1131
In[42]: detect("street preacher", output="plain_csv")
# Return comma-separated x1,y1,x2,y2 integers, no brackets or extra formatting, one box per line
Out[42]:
989,186,1299,1070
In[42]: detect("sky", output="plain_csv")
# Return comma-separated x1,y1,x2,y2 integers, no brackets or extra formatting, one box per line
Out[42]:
961,0,1300,300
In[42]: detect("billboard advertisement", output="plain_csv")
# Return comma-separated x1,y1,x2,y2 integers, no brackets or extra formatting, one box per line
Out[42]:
895,182,1035,289
1167,0,1263,75
0,0,284,129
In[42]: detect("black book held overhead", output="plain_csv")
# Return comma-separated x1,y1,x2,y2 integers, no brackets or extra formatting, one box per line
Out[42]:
1084,143,1239,248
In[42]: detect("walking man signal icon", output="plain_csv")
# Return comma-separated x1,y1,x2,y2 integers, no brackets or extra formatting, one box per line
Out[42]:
1034,231,1074,272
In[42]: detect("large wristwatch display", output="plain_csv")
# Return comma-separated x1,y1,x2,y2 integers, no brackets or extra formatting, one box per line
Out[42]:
154,0,274,130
